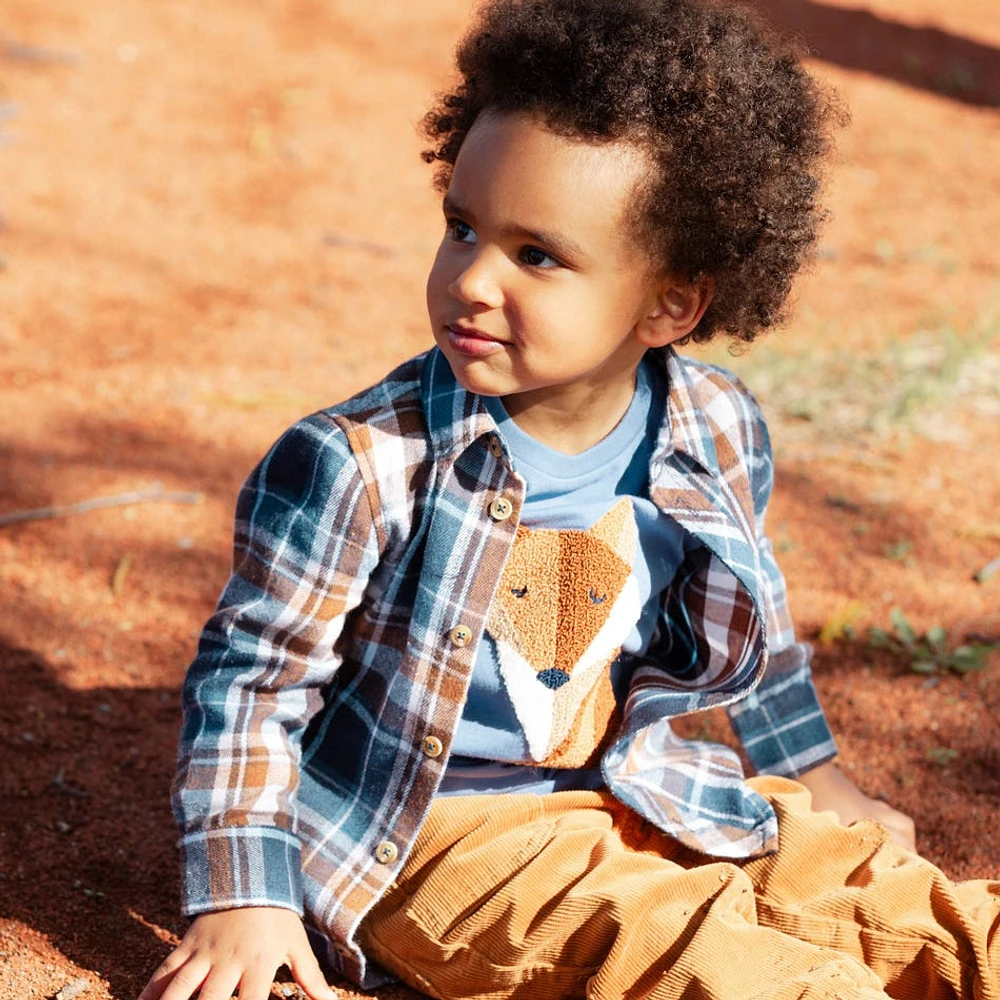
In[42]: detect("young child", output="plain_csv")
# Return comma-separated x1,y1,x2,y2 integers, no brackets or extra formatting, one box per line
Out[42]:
140,1,1000,998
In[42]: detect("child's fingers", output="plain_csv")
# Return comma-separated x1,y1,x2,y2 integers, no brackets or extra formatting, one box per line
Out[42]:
287,945,339,1000
178,964,240,1000
237,966,284,1000
872,801,916,852
137,950,208,1000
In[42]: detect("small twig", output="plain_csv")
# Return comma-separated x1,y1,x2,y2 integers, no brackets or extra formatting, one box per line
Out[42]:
2,38,81,66
973,556,1000,584
322,231,400,258
51,768,90,799
0,488,203,527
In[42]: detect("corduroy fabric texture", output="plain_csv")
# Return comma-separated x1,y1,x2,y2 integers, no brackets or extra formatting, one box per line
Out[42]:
359,778,999,1000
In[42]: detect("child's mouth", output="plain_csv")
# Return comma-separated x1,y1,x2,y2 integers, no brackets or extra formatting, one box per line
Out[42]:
446,325,505,357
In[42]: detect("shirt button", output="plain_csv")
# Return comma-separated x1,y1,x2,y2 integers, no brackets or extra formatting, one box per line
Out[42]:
488,435,504,458
421,735,444,758
448,624,473,647
374,840,398,864
488,495,514,521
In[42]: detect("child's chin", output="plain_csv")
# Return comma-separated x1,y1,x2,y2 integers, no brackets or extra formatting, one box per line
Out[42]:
437,347,506,396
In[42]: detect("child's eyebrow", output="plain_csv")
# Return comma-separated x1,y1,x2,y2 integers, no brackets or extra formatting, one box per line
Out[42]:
442,194,588,264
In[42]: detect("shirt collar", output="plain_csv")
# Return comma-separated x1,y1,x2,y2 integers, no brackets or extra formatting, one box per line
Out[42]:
419,345,722,479
420,347,499,458
649,347,721,478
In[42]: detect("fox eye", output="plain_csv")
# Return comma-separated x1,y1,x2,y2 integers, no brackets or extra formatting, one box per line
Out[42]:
589,589,607,605
510,585,529,598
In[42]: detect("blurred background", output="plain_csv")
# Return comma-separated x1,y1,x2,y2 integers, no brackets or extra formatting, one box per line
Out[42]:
1,2,998,997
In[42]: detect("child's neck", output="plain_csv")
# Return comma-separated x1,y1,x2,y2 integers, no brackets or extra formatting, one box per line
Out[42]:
500,375,638,455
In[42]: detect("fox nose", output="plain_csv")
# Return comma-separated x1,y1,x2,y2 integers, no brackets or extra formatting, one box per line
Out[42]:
536,668,570,690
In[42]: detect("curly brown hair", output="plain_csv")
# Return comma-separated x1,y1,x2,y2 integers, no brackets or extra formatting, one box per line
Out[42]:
421,0,843,344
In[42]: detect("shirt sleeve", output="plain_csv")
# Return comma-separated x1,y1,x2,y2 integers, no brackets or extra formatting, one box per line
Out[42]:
726,535,838,776
724,401,839,777
172,414,382,916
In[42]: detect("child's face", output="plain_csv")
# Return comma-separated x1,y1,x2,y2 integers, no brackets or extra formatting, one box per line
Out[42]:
426,111,684,445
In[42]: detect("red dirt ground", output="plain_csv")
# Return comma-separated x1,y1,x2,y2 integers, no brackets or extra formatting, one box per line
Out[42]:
1,1,997,997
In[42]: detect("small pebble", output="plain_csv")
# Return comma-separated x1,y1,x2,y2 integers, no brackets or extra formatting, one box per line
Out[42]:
54,977,90,1000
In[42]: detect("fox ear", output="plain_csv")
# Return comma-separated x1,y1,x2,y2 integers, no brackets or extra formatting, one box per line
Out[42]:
636,275,714,348
588,498,637,561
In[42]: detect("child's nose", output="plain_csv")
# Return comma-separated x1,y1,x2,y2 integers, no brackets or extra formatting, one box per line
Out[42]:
447,249,503,308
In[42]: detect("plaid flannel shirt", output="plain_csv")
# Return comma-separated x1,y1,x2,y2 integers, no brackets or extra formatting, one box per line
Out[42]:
174,346,837,987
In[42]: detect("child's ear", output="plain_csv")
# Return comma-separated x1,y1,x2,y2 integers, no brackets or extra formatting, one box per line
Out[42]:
636,275,714,348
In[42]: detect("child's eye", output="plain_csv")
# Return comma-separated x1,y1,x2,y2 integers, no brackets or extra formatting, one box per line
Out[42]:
518,245,559,269
446,218,476,244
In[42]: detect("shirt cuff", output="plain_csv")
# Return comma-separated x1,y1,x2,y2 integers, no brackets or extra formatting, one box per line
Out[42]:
726,651,838,778
178,826,304,917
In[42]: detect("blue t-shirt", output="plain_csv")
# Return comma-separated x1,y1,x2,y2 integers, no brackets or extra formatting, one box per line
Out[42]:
440,358,690,795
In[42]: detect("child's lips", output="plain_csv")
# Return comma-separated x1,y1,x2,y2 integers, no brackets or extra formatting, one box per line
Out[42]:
446,324,505,357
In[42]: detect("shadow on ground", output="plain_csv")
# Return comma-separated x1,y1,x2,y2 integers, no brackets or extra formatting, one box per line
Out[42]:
0,640,181,998
0,638,428,1000
747,0,1000,107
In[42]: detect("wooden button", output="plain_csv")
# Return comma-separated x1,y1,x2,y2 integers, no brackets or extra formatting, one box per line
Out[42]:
488,435,504,458
488,496,513,521
421,735,444,758
374,840,398,864
448,625,473,647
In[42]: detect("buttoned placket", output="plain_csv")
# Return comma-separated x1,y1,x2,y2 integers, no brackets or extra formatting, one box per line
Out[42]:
393,442,523,881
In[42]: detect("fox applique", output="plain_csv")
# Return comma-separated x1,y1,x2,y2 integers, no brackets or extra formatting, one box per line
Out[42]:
487,498,640,767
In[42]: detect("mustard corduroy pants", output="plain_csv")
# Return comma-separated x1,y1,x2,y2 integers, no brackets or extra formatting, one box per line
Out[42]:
359,777,999,1000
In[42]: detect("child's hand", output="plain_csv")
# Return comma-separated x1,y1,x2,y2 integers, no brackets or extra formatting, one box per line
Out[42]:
797,760,917,852
138,906,338,1000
